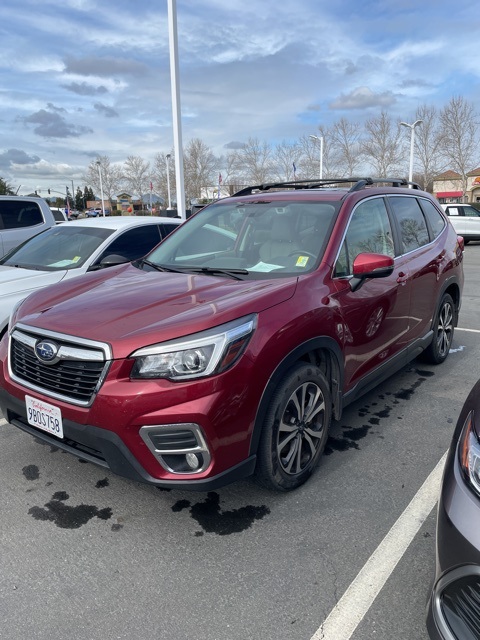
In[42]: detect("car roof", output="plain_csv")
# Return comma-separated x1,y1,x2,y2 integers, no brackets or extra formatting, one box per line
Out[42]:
67,216,181,230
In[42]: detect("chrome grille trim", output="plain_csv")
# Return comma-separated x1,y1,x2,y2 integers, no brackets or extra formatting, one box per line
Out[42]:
8,323,112,407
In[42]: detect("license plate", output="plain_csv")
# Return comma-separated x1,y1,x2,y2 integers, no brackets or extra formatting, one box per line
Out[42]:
25,395,63,439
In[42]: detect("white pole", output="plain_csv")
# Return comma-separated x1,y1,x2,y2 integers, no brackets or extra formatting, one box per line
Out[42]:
96,161,105,216
319,136,324,180
167,0,186,219
309,134,324,180
400,120,423,186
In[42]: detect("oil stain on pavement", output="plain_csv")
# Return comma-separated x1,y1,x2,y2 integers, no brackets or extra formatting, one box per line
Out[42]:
172,491,270,536
325,368,434,455
28,491,113,529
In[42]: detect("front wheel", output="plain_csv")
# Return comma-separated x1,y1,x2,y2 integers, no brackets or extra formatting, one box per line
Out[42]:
422,293,455,364
255,363,332,491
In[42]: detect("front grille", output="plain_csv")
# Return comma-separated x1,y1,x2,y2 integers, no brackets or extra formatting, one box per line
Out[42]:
441,575,480,639
9,327,111,406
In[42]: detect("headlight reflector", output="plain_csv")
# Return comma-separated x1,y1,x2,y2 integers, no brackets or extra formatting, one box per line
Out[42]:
459,411,480,495
130,315,256,380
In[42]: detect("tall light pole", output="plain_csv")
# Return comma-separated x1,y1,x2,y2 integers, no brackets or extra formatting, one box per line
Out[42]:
165,154,172,209
95,160,105,217
167,0,186,219
309,134,324,180
400,119,423,185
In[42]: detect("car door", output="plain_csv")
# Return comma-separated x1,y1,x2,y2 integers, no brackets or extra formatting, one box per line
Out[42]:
460,205,480,239
444,206,466,237
387,195,442,341
331,196,413,390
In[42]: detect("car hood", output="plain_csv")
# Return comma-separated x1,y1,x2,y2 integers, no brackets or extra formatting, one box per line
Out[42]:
0,265,67,296
16,264,297,358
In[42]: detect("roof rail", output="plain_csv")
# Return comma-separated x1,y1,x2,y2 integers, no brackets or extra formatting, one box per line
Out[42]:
231,177,422,197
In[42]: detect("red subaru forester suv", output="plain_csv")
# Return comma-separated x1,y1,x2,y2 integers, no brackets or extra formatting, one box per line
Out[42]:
0,178,464,492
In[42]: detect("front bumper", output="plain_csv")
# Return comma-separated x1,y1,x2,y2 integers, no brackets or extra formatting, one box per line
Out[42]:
0,386,256,491
427,452,480,639
0,328,260,490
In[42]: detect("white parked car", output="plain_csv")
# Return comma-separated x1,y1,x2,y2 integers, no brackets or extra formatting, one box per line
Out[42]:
441,204,480,244
0,216,181,339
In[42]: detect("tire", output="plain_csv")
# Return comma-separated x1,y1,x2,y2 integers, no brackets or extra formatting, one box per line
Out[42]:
422,293,455,364
255,362,332,491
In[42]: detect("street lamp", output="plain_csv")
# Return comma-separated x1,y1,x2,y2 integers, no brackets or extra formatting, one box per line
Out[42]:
309,134,324,180
165,154,172,209
95,160,105,217
400,119,423,185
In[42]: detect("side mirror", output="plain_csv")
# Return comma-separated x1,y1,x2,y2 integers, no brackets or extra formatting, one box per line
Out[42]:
350,253,394,292
88,254,129,271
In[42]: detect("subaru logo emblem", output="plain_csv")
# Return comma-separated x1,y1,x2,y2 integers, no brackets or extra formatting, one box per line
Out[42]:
35,340,59,364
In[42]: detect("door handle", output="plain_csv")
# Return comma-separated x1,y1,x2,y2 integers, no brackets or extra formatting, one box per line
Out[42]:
396,271,408,284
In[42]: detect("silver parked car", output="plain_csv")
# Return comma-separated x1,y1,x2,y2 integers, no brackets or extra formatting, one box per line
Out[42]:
427,378,480,639
0,196,56,258
441,204,480,244
0,215,181,340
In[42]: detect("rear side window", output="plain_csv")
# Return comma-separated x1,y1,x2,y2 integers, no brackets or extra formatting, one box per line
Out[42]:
445,207,460,216
419,199,446,239
389,196,429,253
462,206,480,217
0,200,44,229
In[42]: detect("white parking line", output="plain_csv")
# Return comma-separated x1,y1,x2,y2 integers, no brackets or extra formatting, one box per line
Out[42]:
0,418,7,426
456,327,480,333
310,452,447,640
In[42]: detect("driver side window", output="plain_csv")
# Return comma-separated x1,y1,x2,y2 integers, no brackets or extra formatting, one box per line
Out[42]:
334,198,394,277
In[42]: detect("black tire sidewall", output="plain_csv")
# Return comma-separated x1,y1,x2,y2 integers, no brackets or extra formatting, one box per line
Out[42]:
424,293,455,364
256,362,331,491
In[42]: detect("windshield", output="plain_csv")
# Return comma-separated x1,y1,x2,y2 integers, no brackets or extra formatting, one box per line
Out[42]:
0,225,113,271
143,199,338,278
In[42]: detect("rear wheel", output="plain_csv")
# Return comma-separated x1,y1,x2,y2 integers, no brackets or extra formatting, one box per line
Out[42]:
422,293,455,364
255,363,331,491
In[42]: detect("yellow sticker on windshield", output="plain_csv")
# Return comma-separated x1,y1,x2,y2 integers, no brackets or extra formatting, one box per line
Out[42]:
72,256,81,263
296,256,309,267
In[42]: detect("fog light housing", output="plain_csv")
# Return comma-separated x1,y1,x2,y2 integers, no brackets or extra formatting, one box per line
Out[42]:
186,452,200,470
139,423,211,474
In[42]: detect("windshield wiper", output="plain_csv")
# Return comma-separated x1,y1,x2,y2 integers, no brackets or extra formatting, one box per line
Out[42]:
137,259,186,273
186,266,249,280
137,259,248,279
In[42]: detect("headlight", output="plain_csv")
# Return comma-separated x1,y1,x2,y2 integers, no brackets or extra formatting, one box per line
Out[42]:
458,410,480,495
130,315,256,380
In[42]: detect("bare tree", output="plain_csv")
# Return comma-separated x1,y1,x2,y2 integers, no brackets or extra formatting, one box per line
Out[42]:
296,135,322,180
183,138,217,204
152,151,174,207
409,105,447,191
83,156,123,203
299,128,342,180
270,140,303,182
122,156,151,205
217,152,244,194
439,96,480,195
330,118,364,177
362,111,405,177
230,138,273,184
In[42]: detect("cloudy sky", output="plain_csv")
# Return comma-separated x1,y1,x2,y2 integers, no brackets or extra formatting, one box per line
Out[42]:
1,0,479,195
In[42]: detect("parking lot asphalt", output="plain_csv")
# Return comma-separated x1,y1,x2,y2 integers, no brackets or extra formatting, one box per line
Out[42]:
1,243,479,640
